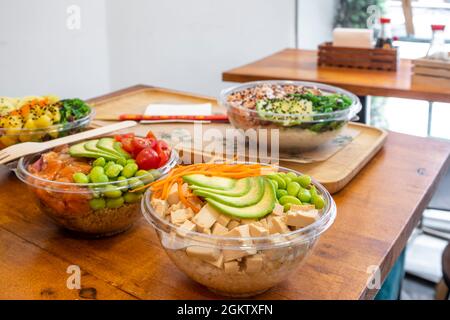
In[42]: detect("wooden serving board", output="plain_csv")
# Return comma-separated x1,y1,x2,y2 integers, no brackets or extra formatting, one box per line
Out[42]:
90,85,387,194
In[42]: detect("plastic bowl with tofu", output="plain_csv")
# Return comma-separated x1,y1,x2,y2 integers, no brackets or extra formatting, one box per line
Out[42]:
141,163,336,297
15,131,179,237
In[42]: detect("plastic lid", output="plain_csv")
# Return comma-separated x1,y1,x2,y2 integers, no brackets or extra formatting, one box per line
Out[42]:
380,17,391,24
431,24,445,31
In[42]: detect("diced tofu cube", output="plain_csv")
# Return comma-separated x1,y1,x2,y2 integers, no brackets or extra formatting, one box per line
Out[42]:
259,218,269,230
185,207,195,219
151,198,168,217
249,223,269,237
286,210,319,228
268,216,290,234
212,222,228,236
227,220,240,230
179,220,196,232
216,214,231,227
186,246,220,262
205,253,224,269
245,254,264,273
224,224,251,238
290,204,316,211
192,204,220,229
170,209,190,225
167,183,180,205
272,203,284,216
224,261,240,273
223,225,256,261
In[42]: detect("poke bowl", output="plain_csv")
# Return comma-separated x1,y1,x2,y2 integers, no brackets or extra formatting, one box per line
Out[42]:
15,130,178,237
141,162,336,297
0,95,94,149
220,80,361,152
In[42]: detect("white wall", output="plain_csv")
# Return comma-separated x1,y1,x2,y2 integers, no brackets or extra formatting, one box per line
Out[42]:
0,0,337,99
106,0,296,97
297,0,336,49
0,0,110,99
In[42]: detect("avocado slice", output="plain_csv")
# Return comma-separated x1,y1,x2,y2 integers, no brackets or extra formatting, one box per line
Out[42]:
69,141,120,161
97,137,131,159
113,141,132,159
193,177,263,207
205,178,276,219
183,174,236,190
189,177,250,197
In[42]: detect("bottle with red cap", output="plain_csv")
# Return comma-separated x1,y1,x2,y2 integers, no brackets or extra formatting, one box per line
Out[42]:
376,17,393,49
426,24,448,61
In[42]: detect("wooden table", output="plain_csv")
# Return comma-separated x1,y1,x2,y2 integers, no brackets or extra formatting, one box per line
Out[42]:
223,49,450,127
1,86,449,300
222,49,450,103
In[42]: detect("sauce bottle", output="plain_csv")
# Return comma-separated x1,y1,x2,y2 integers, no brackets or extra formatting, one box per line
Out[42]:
426,24,448,61
376,18,393,49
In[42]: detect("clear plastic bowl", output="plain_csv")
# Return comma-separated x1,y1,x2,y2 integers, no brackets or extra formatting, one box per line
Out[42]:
0,106,95,150
15,142,179,238
141,164,336,297
219,80,361,152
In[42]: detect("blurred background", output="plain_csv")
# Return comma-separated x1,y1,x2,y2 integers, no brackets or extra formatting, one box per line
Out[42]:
1,0,449,299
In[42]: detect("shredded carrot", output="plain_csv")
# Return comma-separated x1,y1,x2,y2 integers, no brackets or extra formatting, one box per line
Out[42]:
140,163,275,203
177,178,200,213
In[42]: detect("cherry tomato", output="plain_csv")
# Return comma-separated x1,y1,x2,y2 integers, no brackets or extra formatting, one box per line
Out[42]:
146,131,156,140
120,137,134,153
132,137,152,153
155,141,170,167
136,147,160,170
115,132,135,142
147,138,157,149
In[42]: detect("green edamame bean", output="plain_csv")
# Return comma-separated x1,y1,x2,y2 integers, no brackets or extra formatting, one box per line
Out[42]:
89,198,106,210
283,176,292,185
276,189,288,199
103,185,122,198
104,161,115,171
310,185,318,197
287,181,301,196
89,167,109,184
128,177,145,192
72,172,89,184
267,174,286,189
126,159,136,165
135,170,154,184
279,195,302,206
116,158,127,167
116,176,129,188
122,163,138,178
286,172,298,179
105,164,124,178
106,197,125,209
90,166,105,176
92,157,106,167
283,203,292,212
124,192,142,203
148,169,162,179
298,175,312,188
298,188,312,203
312,194,325,210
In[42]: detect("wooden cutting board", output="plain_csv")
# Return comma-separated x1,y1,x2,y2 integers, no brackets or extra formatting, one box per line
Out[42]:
89,85,387,194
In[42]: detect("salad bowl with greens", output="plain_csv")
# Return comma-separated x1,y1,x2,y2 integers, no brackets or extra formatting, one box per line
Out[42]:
220,81,361,152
